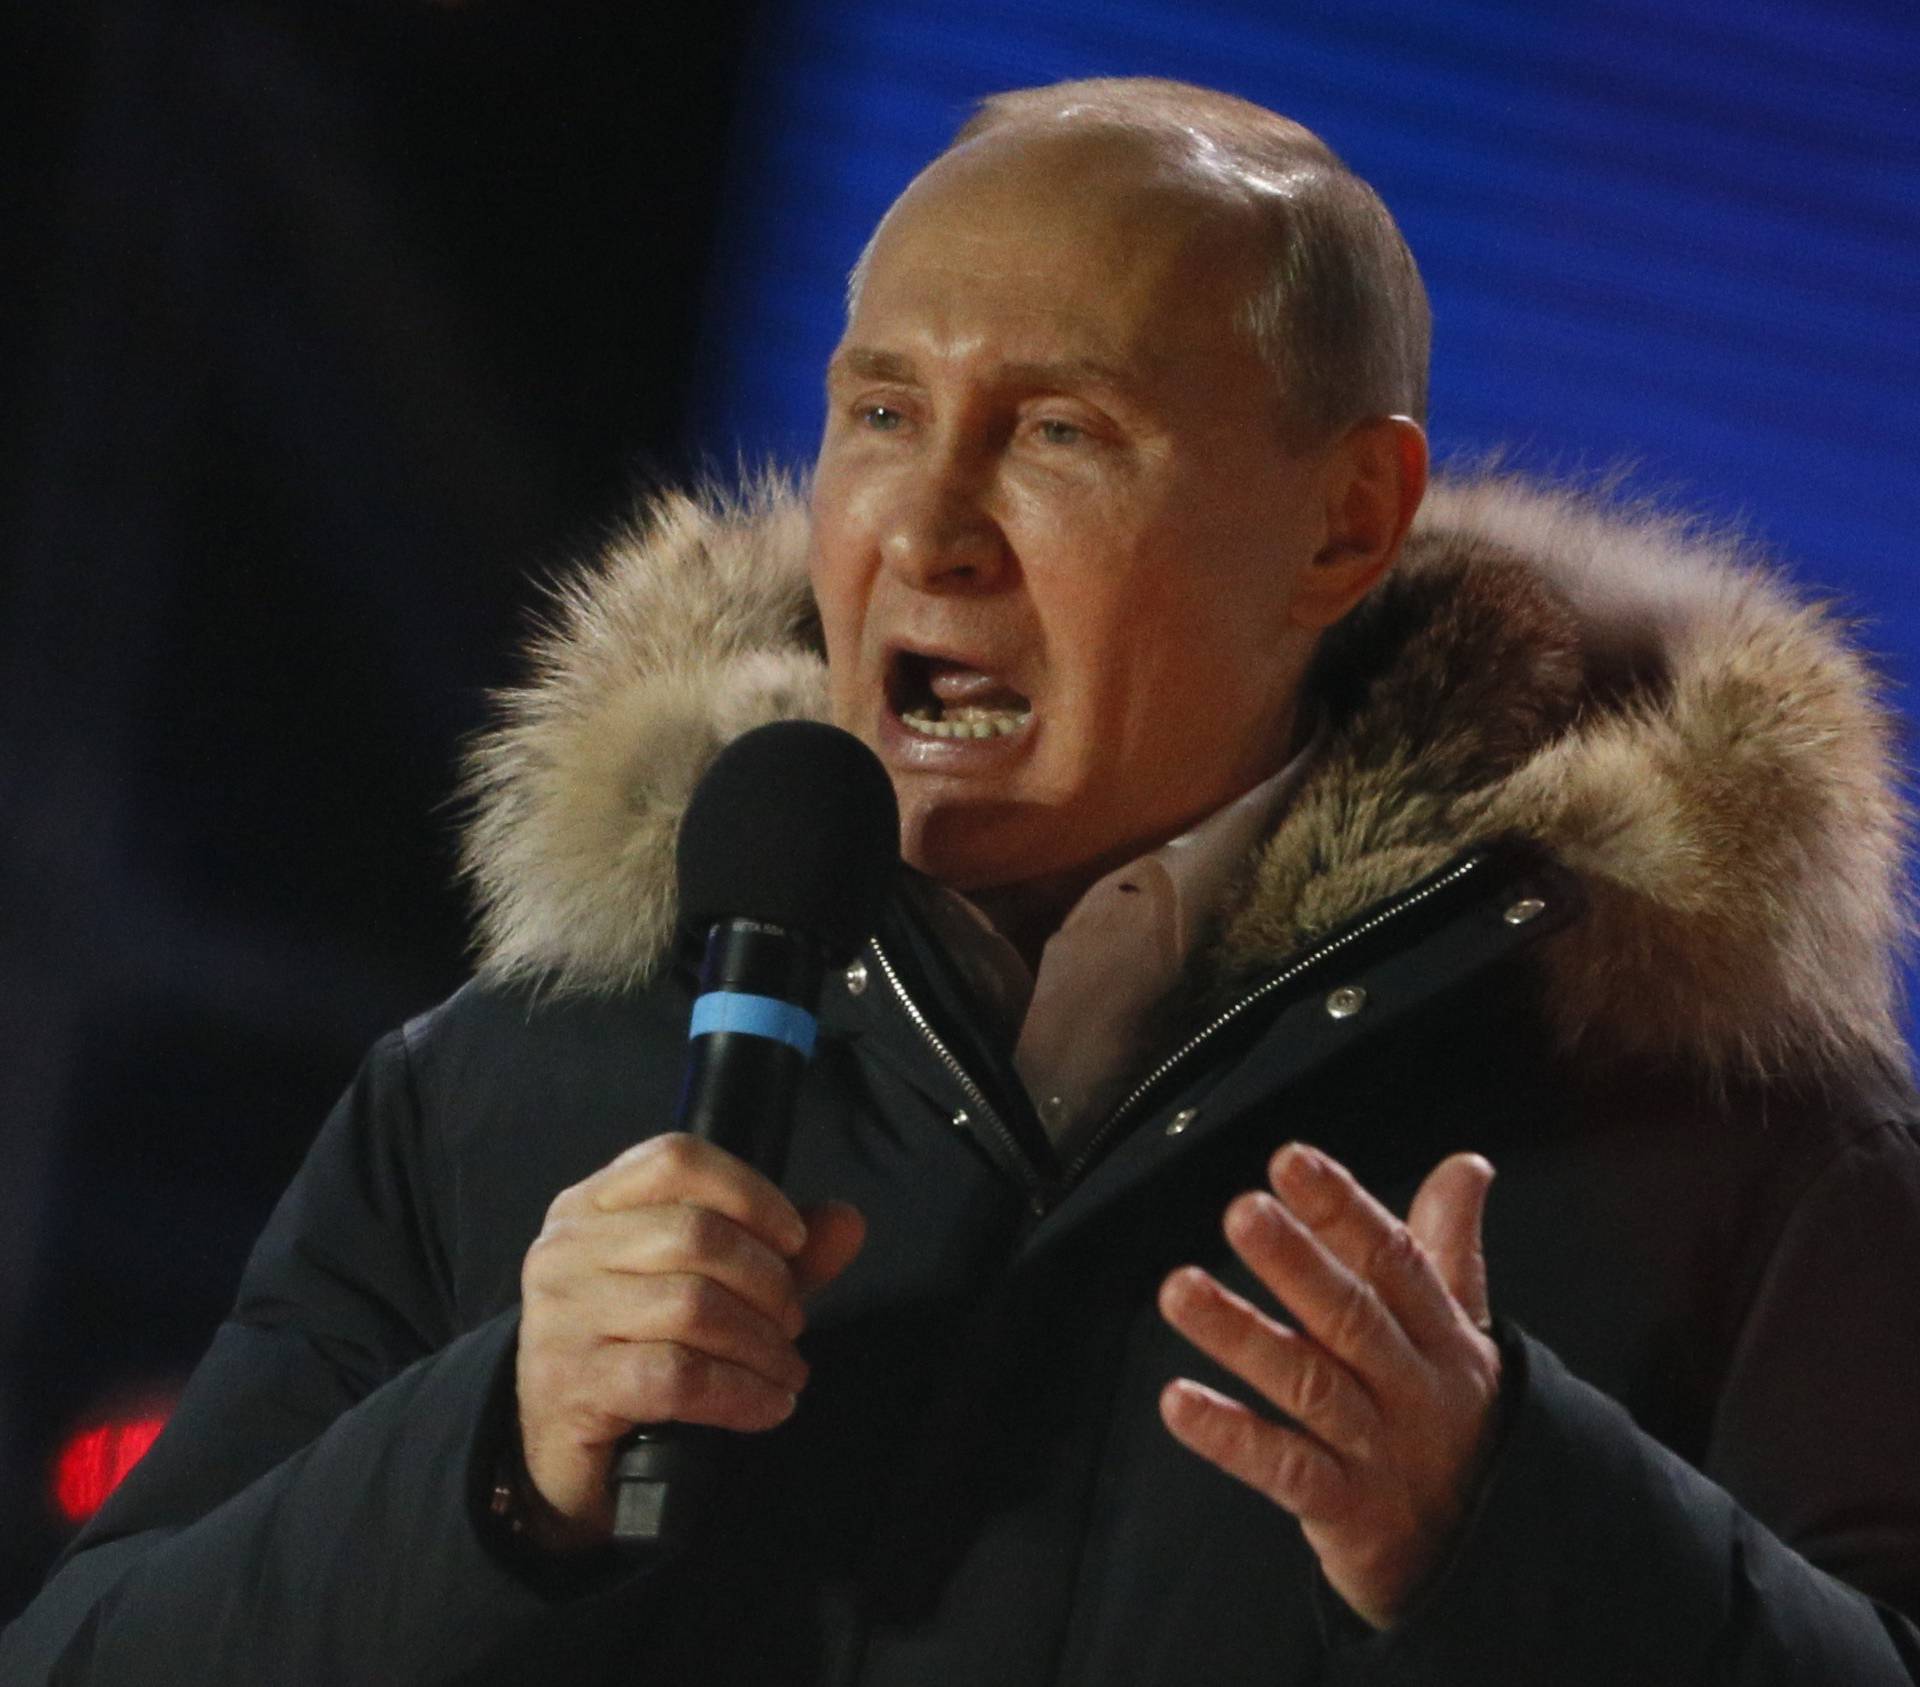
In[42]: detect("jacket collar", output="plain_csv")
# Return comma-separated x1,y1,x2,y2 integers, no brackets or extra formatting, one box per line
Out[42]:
459,472,1911,1084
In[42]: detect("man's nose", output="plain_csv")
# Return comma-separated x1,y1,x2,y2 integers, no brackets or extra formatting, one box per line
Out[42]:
877,463,1009,591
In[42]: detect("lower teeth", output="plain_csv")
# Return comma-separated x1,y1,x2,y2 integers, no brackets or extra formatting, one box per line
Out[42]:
900,705,1029,740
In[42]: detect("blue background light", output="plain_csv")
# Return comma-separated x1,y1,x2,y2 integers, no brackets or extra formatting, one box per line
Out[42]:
688,0,1919,635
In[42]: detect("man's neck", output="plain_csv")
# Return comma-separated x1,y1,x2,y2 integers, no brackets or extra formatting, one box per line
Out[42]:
967,874,1097,975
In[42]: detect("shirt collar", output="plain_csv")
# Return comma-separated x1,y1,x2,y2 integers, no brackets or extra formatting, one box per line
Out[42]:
916,711,1325,991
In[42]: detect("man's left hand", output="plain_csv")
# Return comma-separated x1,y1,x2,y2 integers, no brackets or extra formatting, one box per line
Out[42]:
1157,1145,1501,1630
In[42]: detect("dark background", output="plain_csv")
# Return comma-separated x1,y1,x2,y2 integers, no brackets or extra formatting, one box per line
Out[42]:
4,0,1915,1621
0,0,757,1613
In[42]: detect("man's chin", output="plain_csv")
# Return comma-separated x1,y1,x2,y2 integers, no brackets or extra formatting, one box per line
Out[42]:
900,805,1032,891
899,804,1097,901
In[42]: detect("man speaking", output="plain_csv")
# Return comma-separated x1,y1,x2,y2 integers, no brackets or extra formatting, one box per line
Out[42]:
7,77,1920,1684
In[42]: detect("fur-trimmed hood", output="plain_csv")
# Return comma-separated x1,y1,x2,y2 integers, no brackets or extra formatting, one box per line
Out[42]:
459,475,1911,1083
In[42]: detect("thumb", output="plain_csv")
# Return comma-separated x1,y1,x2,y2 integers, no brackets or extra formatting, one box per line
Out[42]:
792,1199,866,1297
1407,1153,1494,1330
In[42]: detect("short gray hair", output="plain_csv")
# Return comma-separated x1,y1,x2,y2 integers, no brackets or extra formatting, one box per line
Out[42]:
851,77,1430,448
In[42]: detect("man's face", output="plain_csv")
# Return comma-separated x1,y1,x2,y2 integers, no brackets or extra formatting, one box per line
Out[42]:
811,129,1338,895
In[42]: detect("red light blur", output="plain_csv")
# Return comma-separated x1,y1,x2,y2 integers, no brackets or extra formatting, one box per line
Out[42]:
51,1413,171,1524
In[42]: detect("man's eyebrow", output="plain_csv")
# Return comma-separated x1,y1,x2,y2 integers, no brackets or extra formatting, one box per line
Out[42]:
828,347,919,383
828,347,1145,397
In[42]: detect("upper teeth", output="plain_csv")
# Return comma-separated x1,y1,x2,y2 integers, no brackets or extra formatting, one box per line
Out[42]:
901,703,1030,740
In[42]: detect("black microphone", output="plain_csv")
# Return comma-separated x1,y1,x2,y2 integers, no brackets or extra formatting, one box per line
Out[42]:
611,720,899,1550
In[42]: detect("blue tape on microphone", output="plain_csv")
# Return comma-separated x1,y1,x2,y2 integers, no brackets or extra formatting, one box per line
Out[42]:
688,991,818,1058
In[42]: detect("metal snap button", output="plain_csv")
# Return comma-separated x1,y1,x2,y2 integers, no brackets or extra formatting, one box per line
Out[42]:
951,1109,970,1131
1503,897,1546,926
1325,985,1368,1019
1164,1107,1200,1137
843,959,869,995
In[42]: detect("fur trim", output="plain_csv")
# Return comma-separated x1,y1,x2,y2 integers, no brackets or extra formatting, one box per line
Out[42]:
460,474,1911,1081
459,476,827,997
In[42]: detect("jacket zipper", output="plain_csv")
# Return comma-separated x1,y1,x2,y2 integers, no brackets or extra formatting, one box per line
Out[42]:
871,850,1489,1214
866,935,1054,1209
1056,851,1490,1191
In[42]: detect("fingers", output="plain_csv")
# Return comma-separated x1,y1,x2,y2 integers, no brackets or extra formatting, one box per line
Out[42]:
1222,1187,1424,1396
526,1198,866,1413
585,1133,809,1257
518,1138,871,1539
1407,1153,1495,1331
610,1197,806,1335
1159,1378,1353,1523
560,1269,810,1394
549,1199,805,1335
1159,1146,1505,1629
579,1340,801,1437
1266,1144,1476,1356
623,1345,800,1433
1158,1266,1384,1462
793,1200,867,1297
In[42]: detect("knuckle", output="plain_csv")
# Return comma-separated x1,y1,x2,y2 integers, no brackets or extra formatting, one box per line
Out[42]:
639,1342,793,1431
669,1274,723,1339
516,1346,566,1404
650,1341,711,1410
652,1132,704,1181
1258,1430,1311,1501
538,1213,583,1247
523,1348,612,1436
678,1202,730,1262
1268,1434,1352,1519
520,1255,553,1301
1292,1351,1337,1420
1330,1277,1379,1351
1369,1223,1424,1284
521,1221,578,1292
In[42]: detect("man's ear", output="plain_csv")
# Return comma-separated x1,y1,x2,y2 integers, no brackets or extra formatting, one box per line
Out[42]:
1287,416,1428,632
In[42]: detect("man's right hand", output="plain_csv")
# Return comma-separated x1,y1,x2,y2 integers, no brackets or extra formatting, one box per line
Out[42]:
514,1133,866,1550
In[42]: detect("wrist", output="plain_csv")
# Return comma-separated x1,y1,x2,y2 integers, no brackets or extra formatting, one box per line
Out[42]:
489,1431,609,1557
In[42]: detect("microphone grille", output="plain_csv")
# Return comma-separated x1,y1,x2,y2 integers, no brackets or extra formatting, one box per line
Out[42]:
676,721,900,963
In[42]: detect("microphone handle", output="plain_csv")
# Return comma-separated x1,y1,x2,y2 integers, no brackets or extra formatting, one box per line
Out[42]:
610,920,824,1550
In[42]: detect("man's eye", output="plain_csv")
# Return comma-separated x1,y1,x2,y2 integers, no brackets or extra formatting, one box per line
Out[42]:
1035,418,1084,446
859,405,905,431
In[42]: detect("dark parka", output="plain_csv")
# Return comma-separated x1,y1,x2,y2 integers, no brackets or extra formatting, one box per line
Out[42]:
7,476,1920,1686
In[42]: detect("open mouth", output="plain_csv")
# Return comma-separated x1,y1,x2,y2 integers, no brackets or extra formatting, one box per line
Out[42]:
888,650,1033,741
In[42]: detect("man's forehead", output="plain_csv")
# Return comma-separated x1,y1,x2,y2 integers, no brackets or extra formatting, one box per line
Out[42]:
850,151,1260,346
827,342,1154,398
919,115,1222,200
884,122,1247,252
